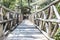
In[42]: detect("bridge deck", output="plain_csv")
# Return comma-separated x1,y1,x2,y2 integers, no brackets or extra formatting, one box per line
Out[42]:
5,20,48,40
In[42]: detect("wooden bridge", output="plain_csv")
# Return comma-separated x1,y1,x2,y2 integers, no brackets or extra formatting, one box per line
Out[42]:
0,0,60,40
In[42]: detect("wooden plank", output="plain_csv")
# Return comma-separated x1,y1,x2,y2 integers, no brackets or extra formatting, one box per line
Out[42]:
35,18,60,24
6,20,48,40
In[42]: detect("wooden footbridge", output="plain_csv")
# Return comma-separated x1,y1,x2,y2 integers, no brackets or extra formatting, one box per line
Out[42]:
0,0,60,40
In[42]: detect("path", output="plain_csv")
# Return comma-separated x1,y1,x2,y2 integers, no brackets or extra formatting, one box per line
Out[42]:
5,20,48,40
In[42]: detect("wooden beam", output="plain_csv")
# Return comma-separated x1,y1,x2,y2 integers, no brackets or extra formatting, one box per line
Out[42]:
52,5,60,19
0,19,16,24
30,0,47,6
35,18,60,24
0,5,20,14
31,0,60,14
51,23,59,37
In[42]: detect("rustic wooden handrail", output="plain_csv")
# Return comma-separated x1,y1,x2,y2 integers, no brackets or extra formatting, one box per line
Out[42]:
0,18,16,24
0,5,20,13
35,18,60,24
29,0,60,39
0,4,23,37
2,6,20,13
30,0,47,6
31,0,60,14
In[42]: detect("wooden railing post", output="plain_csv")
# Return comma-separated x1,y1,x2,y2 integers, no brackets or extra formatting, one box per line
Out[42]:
29,15,32,22
16,13,19,25
18,14,20,24
0,6,3,37
51,23,59,37
20,14,23,22
48,22,52,37
6,12,11,30
32,14,35,23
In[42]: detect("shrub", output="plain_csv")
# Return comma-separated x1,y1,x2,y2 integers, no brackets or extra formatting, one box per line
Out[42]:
54,28,60,40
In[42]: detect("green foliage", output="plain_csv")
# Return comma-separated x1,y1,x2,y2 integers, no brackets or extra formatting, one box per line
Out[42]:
56,3,60,14
54,28,60,40
2,0,16,10
22,6,31,14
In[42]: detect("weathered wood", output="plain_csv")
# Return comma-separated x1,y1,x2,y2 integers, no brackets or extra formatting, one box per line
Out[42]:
41,21,44,30
29,0,60,39
52,5,60,19
0,24,3,37
35,18,60,23
6,20,48,40
3,23,8,32
36,20,38,26
0,7,4,37
47,6,53,37
30,0,49,6
2,6,19,13
10,21,13,29
18,14,21,23
31,14,35,23
48,6,53,19
31,0,60,14
48,22,52,37
42,11,46,19
34,21,54,40
0,1,23,38
51,23,59,37
0,19,16,24
45,22,49,33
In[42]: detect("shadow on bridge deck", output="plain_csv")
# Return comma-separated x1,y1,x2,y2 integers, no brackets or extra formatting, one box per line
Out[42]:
4,20,48,40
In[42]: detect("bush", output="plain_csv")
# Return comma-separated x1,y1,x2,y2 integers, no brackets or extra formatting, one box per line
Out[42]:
54,28,60,40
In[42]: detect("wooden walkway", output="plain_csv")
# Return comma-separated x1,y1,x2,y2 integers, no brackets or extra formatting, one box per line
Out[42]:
5,20,48,40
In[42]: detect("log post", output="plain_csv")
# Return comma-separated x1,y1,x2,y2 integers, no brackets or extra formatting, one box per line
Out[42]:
51,23,59,37
48,22,52,37
0,7,3,37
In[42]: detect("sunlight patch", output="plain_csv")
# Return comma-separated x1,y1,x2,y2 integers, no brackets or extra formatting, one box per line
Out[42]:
8,34,14,37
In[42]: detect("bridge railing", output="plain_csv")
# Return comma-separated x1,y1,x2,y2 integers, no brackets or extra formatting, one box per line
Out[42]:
0,5,23,37
29,0,60,39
